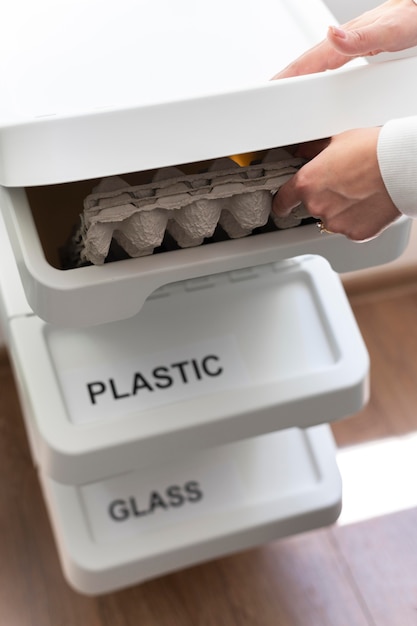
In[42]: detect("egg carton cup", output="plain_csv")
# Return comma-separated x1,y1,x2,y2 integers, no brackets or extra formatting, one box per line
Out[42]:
70,149,307,266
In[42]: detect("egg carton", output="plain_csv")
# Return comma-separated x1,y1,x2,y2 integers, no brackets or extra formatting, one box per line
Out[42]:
65,149,308,267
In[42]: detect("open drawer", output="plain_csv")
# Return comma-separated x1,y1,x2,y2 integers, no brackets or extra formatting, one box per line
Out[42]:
0,191,412,327
0,0,416,327
3,245,368,483
39,425,342,595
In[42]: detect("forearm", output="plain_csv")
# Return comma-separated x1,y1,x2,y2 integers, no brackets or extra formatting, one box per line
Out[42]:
377,116,417,216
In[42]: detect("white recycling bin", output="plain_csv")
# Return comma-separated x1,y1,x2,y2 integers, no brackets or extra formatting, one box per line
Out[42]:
0,0,414,594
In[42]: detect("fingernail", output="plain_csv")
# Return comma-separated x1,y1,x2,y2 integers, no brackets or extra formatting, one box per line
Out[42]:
328,25,347,39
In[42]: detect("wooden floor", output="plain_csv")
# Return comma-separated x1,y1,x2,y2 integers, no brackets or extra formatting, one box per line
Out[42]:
2,277,417,625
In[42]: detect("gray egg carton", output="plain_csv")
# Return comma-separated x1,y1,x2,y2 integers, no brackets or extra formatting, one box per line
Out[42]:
73,148,307,266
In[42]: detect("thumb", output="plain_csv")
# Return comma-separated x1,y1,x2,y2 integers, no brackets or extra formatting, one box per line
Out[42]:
271,176,302,217
328,25,385,56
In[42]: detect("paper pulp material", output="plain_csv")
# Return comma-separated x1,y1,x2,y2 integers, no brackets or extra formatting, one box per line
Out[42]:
71,149,307,266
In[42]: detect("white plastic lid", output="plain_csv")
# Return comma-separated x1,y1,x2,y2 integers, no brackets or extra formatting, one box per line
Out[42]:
1,0,417,186
9,256,369,484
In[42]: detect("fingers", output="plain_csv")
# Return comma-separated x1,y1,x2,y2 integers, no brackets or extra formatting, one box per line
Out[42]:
273,174,401,242
274,1,417,79
272,40,349,78
272,23,375,79
272,175,303,217
271,139,330,215
314,199,401,241
273,186,400,242
327,25,384,56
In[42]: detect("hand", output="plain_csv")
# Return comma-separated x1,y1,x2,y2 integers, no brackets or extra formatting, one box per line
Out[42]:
273,0,417,78
271,128,401,241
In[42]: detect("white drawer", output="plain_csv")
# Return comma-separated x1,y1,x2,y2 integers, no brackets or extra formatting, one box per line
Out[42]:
39,425,342,595
1,0,416,327
3,251,368,484
0,189,411,327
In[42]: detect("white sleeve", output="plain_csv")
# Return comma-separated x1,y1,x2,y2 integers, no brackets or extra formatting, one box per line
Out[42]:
377,116,417,217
